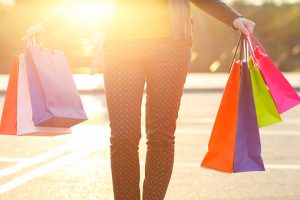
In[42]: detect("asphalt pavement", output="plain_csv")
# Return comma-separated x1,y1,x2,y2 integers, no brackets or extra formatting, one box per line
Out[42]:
0,73,299,200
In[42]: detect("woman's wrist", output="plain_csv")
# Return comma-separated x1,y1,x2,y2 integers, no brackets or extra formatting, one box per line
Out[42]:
22,23,47,41
232,17,256,35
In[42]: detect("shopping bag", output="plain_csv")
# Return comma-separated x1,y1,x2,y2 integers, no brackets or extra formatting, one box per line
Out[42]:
201,36,265,173
246,33,300,113
233,61,265,172
249,57,282,127
0,55,71,136
24,43,87,128
0,56,19,135
201,60,240,172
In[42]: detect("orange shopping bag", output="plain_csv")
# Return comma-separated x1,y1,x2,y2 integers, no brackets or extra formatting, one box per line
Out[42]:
201,61,241,172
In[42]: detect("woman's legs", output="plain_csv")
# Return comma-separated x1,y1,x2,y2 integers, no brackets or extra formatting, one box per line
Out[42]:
103,39,191,200
142,39,192,200
103,45,146,200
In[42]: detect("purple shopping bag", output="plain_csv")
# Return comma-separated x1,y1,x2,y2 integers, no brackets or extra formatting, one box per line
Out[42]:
246,33,300,113
24,43,87,128
233,61,265,172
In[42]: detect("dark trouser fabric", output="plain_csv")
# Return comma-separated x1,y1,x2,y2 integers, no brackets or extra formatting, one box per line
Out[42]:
103,37,192,200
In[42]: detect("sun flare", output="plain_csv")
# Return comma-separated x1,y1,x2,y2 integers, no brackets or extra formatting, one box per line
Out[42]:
65,1,115,27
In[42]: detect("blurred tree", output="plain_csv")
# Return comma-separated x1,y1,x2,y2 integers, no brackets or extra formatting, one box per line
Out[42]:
1,1,300,73
189,1,300,72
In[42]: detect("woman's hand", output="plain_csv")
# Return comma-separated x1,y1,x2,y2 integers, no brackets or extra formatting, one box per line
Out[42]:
233,17,255,36
22,23,47,41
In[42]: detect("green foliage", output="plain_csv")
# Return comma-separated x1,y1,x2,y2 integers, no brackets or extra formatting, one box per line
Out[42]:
190,2,300,72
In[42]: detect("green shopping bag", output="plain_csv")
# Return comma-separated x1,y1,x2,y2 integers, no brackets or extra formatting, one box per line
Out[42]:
249,57,282,127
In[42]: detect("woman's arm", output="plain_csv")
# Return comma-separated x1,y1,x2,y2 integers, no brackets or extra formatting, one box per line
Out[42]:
190,0,241,27
190,0,255,35
22,0,78,40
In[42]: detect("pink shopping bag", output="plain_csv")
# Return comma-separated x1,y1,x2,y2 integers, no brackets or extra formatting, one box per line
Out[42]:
246,33,300,113
24,43,87,128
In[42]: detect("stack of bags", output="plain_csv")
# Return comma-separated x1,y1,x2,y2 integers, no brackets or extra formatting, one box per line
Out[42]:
201,34,300,173
0,42,88,136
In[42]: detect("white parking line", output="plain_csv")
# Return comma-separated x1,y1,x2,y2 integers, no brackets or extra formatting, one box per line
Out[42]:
0,124,298,194
0,142,86,177
0,157,27,163
185,117,300,125
73,125,300,136
174,128,300,136
0,145,101,194
265,164,300,170
175,163,300,170
70,159,300,170
1,156,299,194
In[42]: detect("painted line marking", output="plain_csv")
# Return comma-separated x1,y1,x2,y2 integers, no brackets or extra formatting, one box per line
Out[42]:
174,129,300,136
0,142,86,177
70,159,300,170
0,127,110,177
0,157,27,163
0,156,299,194
0,145,101,194
64,125,300,136
178,117,300,125
265,164,300,170
0,125,298,193
175,163,300,170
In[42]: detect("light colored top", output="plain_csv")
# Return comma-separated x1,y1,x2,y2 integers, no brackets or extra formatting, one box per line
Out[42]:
112,0,172,39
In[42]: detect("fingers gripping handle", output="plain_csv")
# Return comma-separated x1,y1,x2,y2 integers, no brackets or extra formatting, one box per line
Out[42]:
26,36,44,50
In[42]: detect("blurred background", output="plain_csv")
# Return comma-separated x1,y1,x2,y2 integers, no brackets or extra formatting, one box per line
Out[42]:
0,0,300,74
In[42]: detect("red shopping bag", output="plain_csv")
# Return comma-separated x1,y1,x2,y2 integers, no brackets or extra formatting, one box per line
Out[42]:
0,55,70,136
0,56,19,135
246,33,300,113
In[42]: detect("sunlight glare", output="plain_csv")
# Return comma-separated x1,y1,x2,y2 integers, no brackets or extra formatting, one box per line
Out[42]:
66,1,114,27
292,45,300,55
210,60,221,72
0,0,15,7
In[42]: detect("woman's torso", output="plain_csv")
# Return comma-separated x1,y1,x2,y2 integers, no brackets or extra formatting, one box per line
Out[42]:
111,0,172,39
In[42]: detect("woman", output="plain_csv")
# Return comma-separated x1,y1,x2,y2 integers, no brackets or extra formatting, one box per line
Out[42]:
23,1,255,199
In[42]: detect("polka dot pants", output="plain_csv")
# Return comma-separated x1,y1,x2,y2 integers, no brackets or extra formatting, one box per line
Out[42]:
103,37,192,200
